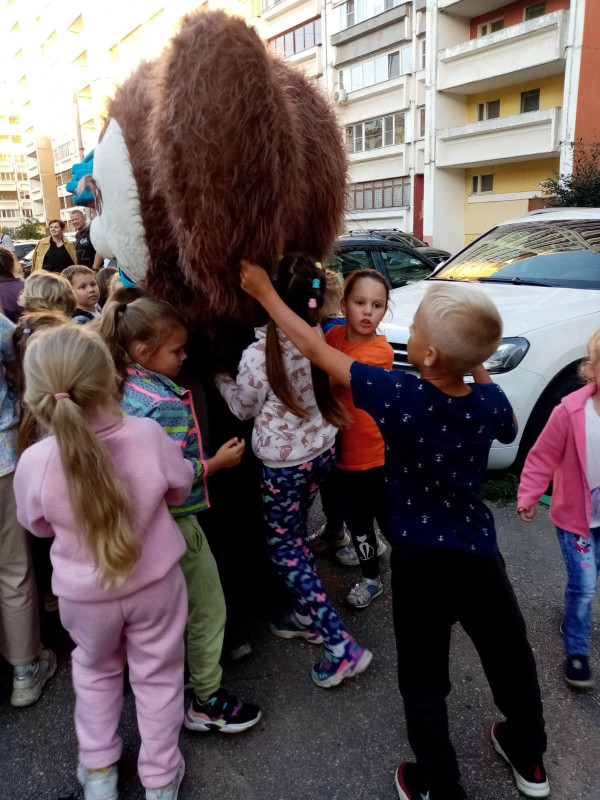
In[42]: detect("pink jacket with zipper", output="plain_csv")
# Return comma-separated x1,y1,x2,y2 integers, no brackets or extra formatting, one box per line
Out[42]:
518,383,596,537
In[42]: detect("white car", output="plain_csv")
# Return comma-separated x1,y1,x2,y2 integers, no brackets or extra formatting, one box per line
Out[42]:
381,208,600,470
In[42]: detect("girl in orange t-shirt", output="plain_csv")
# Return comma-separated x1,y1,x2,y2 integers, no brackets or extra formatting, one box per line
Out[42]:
325,269,394,608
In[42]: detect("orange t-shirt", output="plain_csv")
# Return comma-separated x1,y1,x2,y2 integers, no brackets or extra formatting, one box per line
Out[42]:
326,325,394,471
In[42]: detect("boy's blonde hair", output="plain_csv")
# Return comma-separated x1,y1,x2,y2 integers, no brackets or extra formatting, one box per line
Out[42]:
579,328,600,382
23,324,139,587
319,269,343,322
19,271,76,316
418,282,502,374
62,264,96,285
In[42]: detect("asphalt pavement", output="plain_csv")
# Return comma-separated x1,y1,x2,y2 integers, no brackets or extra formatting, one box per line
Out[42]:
1,502,599,800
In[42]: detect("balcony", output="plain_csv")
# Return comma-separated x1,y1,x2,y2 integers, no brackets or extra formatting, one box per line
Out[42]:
286,45,323,77
436,107,561,169
438,0,511,15
437,10,568,94
261,0,315,22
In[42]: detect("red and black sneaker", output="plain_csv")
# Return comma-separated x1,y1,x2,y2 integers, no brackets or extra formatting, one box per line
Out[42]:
394,763,468,800
491,721,550,798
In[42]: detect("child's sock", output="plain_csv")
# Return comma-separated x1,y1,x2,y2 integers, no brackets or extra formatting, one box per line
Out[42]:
324,639,347,659
14,660,39,678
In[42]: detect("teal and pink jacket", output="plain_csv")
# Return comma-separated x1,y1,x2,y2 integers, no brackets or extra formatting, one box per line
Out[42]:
121,364,209,518
518,383,596,537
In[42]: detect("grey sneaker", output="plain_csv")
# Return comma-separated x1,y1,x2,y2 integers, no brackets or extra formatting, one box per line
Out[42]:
145,760,185,800
335,533,387,567
77,763,119,799
347,577,383,608
11,648,57,707
312,524,351,553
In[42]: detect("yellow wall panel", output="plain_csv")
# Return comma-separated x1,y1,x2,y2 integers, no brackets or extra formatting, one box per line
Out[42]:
467,74,565,122
465,158,559,194
464,199,530,243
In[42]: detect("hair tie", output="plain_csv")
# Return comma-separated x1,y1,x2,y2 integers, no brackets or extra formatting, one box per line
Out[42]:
23,328,31,334
54,392,70,401
315,262,323,270
312,279,321,289
308,298,317,309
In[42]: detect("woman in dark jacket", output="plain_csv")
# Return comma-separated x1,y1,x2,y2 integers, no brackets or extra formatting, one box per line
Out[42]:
0,246,24,323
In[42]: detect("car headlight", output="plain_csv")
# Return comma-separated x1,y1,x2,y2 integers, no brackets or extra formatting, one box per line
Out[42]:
484,337,529,374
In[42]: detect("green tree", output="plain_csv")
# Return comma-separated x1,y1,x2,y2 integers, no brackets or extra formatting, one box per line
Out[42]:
541,141,600,207
11,219,45,240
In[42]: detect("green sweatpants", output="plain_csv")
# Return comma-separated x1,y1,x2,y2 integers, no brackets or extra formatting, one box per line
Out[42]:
176,514,226,701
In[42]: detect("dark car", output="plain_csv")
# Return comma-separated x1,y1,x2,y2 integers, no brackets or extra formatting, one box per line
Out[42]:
349,228,451,266
329,233,436,288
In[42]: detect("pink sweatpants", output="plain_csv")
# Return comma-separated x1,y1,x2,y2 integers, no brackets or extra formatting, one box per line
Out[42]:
59,565,188,789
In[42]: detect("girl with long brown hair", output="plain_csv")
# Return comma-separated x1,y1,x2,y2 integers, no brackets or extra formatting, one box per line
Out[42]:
216,253,372,688
13,324,195,800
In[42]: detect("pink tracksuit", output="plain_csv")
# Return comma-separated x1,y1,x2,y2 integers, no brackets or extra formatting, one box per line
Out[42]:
14,413,194,789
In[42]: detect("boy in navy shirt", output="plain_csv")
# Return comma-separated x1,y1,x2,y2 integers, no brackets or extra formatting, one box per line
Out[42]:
241,262,548,800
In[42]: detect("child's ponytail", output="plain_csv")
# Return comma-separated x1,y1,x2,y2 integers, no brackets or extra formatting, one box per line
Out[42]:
23,325,140,588
267,253,350,429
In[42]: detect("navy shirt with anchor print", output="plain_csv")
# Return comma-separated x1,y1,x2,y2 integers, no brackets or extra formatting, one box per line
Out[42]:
349,361,517,555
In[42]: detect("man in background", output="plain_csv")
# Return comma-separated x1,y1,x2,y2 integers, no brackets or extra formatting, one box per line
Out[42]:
69,208,102,271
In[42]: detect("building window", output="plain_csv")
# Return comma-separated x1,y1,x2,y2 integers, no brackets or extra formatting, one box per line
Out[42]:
340,45,412,92
11,135,21,144
0,192,18,200
0,172,15,181
0,209,19,218
524,2,546,20
419,106,425,138
17,173,27,181
420,37,426,70
347,176,411,211
521,89,540,113
54,140,76,161
23,209,33,217
345,112,405,153
338,0,403,31
471,174,494,194
8,116,19,125
478,18,504,36
477,100,500,121
270,18,322,57
56,169,73,186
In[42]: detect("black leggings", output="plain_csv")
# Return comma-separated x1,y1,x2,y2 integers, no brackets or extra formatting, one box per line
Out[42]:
339,466,390,580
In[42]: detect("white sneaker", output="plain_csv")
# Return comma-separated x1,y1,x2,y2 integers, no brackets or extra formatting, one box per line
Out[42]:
146,760,185,800
335,534,387,567
347,577,383,608
11,648,57,707
77,764,119,800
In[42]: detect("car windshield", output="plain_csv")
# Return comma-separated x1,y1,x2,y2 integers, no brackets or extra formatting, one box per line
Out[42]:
433,219,600,289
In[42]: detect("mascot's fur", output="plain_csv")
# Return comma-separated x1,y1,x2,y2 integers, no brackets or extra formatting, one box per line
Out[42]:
91,10,347,330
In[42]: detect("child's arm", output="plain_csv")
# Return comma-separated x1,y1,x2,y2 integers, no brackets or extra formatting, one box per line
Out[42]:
241,261,354,387
214,342,270,421
206,438,245,475
517,403,568,522
13,448,55,538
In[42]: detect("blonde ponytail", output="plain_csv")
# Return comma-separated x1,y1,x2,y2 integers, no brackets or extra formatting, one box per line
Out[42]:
23,325,140,588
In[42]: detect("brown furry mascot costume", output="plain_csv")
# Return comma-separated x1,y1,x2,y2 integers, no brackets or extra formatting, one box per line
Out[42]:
90,9,347,327
89,9,348,630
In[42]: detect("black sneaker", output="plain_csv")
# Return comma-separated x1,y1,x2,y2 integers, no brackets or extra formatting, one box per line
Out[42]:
491,721,549,798
564,653,594,688
394,763,468,800
184,687,262,733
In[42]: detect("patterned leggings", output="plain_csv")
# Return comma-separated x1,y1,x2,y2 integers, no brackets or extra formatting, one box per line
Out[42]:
262,447,347,649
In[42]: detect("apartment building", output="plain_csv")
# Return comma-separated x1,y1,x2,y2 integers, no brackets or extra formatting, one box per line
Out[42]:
0,0,255,229
0,100,34,233
252,0,426,238
424,0,595,254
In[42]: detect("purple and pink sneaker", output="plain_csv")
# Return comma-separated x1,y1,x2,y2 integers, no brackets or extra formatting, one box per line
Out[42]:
184,688,261,733
311,638,373,688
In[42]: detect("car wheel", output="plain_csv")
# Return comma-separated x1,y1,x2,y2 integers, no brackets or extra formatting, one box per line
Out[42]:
515,364,582,474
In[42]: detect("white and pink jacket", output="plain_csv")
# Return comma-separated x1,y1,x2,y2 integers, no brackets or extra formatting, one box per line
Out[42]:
518,383,596,537
215,325,337,468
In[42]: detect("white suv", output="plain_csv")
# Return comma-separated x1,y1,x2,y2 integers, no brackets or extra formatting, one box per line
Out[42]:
381,208,600,470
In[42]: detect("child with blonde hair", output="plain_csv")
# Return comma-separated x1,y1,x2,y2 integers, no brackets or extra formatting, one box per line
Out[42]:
14,324,195,800
19,271,76,316
519,328,600,690
0,308,54,708
241,266,549,800
98,295,261,733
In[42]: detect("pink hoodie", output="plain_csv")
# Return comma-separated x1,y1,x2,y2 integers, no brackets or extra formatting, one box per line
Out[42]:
14,414,194,602
518,383,596,537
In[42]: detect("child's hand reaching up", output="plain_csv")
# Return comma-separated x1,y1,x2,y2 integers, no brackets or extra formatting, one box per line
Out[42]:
207,438,245,474
518,506,536,523
240,260,274,302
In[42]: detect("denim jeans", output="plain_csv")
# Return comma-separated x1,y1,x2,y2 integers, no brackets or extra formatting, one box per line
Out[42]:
556,526,600,656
